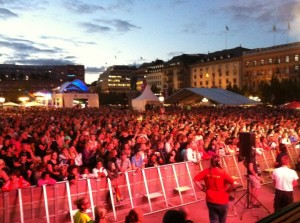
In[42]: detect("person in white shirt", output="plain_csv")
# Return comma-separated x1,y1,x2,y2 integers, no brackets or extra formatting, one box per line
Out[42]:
184,139,201,163
92,160,107,179
272,155,298,212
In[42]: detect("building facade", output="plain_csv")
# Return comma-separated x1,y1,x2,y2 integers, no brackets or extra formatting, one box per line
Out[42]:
162,54,204,97
242,42,300,91
0,64,84,101
135,59,165,93
98,65,136,93
189,47,249,89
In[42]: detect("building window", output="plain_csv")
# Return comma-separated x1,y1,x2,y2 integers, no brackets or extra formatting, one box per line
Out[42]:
261,59,264,65
200,74,203,78
233,78,237,84
277,58,281,64
268,69,273,75
194,69,197,73
193,82,197,87
269,58,272,64
295,65,299,71
253,60,257,66
246,61,250,67
200,81,203,86
285,67,289,74
295,55,299,62
219,79,222,84
226,71,229,76
205,81,209,86
285,56,289,63
193,75,196,79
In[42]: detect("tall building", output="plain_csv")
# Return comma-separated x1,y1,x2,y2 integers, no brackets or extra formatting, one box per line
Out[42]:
98,65,136,93
190,47,249,89
163,54,204,96
0,64,84,100
135,59,165,93
242,42,300,91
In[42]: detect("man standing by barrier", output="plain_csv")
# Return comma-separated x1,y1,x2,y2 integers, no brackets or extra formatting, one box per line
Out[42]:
193,156,234,223
272,155,298,212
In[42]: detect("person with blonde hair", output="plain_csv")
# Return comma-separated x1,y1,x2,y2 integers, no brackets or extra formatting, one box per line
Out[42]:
94,204,107,223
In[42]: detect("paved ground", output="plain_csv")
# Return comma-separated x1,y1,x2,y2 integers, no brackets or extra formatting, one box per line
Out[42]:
134,182,300,223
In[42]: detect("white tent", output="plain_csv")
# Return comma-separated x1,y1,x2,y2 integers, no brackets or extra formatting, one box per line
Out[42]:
3,102,21,108
132,85,161,111
24,101,46,107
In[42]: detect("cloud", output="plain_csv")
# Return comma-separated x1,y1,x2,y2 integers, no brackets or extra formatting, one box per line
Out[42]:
39,35,96,46
95,19,141,33
0,8,18,19
221,0,299,32
0,35,73,66
85,66,106,73
0,36,63,54
4,58,75,66
62,0,105,14
80,22,111,33
167,51,184,58
80,19,140,34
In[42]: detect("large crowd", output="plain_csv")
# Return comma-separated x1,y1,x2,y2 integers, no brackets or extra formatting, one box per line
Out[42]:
0,106,299,191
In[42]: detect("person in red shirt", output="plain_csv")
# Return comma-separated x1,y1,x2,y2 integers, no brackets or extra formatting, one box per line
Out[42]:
194,156,234,223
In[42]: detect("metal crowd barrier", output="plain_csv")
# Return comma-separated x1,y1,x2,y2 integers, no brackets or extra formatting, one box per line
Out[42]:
0,146,298,223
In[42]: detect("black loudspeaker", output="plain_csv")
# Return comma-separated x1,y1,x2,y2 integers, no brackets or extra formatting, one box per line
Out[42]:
239,132,255,161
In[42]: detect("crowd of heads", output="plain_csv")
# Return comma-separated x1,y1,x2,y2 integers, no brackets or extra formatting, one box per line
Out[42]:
0,106,299,190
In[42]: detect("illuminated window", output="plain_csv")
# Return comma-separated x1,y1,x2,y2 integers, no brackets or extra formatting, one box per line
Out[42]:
295,55,299,62
285,56,289,63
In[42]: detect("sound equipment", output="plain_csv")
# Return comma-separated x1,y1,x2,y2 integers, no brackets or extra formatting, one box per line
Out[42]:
239,132,255,161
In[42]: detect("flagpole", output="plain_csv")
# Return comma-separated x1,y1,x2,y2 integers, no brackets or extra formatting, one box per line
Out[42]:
273,25,276,46
225,31,227,49
287,22,290,44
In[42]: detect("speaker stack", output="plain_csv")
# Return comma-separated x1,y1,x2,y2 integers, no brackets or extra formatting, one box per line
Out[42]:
238,132,256,161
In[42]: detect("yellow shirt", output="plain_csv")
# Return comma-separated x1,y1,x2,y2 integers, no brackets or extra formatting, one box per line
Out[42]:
74,210,93,223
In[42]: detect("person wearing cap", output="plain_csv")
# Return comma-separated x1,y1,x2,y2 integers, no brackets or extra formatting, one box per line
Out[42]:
63,135,72,149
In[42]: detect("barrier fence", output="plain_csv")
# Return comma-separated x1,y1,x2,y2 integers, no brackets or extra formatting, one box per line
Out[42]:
0,147,299,223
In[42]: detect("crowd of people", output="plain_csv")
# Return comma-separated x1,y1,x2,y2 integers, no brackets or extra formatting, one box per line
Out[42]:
0,106,299,190
0,105,299,222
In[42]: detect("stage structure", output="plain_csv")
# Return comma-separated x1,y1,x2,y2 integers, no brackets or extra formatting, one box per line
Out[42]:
51,79,99,108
